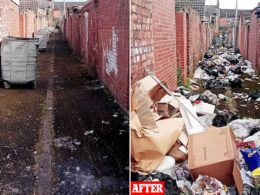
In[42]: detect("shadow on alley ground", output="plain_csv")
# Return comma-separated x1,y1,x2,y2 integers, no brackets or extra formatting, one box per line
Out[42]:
0,33,129,194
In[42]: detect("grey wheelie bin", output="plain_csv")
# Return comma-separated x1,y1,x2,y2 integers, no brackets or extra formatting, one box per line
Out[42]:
34,30,50,51
1,36,39,89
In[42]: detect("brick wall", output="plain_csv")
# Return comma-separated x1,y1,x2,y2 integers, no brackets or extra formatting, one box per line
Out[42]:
152,0,177,90
238,15,249,59
19,11,36,38
97,0,129,110
187,9,202,75
0,0,20,41
53,10,61,19
248,9,259,71
63,0,129,111
176,12,188,83
131,0,154,84
131,0,214,88
219,17,228,28
176,9,214,82
131,0,177,90
238,5,260,72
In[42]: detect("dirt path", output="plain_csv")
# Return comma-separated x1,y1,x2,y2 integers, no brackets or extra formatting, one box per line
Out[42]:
0,33,129,194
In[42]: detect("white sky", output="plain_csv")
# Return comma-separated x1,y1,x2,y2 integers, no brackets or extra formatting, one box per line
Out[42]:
206,0,259,9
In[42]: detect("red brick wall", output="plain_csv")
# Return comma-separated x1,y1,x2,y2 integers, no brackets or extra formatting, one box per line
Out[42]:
152,0,177,90
131,0,154,84
187,9,202,76
248,9,259,71
219,17,228,28
257,20,260,72
63,0,129,111
19,11,37,38
0,0,20,40
176,12,188,83
238,15,249,59
238,6,260,72
97,0,129,110
176,9,214,81
131,1,214,88
80,2,98,67
53,10,61,19
131,0,177,90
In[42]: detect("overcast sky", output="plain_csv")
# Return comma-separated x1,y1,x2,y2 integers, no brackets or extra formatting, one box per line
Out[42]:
206,0,259,9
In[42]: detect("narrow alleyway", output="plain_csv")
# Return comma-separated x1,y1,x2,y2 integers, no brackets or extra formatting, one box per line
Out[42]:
0,32,129,194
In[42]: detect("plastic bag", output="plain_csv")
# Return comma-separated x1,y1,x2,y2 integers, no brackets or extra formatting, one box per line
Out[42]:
241,148,260,177
203,79,224,89
228,119,260,139
244,132,260,147
212,110,240,127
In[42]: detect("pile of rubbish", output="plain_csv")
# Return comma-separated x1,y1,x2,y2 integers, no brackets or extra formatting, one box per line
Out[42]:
131,63,260,194
193,46,259,102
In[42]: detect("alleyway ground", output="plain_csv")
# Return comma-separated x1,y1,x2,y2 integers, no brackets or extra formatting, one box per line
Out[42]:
0,33,129,194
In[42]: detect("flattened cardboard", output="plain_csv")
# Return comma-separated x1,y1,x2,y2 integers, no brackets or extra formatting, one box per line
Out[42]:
131,117,184,172
233,162,243,195
167,142,188,163
159,94,186,110
188,126,236,185
137,76,166,103
131,84,157,130
157,102,177,118
178,131,189,146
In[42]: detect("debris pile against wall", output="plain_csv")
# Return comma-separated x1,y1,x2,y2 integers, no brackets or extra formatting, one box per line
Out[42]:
131,41,260,194
238,4,260,72
62,0,129,111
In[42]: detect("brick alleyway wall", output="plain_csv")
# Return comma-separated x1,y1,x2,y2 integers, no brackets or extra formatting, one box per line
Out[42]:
131,0,177,90
238,4,260,72
63,0,129,111
176,12,188,83
238,14,249,59
0,0,20,41
176,9,214,82
131,0,154,85
152,0,177,90
219,17,228,29
19,11,35,38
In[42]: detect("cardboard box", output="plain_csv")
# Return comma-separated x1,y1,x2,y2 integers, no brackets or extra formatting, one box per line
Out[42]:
137,76,166,103
167,142,188,163
131,115,184,172
131,84,158,130
157,95,178,118
157,102,177,118
233,161,243,195
188,126,237,185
